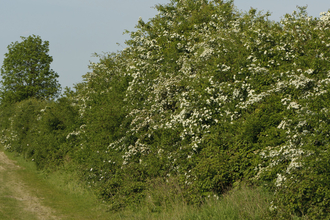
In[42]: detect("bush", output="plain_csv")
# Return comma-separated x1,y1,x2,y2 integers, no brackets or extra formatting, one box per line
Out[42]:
2,1,330,218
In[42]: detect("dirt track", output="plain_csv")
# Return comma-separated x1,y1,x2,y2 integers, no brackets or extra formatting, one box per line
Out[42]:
0,151,59,220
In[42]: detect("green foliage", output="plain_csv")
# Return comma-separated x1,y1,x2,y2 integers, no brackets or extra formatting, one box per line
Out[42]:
272,153,330,219
0,35,60,104
0,96,79,170
31,97,79,169
0,98,44,153
2,1,330,219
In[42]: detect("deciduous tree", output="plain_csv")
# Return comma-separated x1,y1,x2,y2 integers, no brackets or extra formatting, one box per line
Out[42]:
0,35,60,104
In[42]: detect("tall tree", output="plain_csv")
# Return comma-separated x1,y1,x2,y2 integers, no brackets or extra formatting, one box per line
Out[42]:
0,35,61,104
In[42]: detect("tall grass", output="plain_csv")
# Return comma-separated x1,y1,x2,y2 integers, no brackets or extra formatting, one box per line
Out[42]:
116,181,273,220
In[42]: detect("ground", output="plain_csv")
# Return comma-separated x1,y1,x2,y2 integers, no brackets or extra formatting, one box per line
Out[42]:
0,151,59,220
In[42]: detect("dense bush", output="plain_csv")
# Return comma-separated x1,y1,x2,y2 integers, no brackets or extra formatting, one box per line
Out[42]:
0,96,79,169
1,0,330,218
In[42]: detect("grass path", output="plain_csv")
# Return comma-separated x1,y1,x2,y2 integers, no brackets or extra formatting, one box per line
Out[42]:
0,149,121,220
0,151,58,220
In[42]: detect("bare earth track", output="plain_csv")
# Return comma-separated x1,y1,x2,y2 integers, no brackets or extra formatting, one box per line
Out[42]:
0,151,59,220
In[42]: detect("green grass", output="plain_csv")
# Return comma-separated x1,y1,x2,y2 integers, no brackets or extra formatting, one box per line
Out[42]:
2,147,274,219
182,184,273,220
0,178,37,220
117,183,273,220
0,146,38,219
3,150,115,220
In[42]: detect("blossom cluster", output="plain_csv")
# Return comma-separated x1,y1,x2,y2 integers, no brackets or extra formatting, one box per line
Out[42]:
57,1,330,209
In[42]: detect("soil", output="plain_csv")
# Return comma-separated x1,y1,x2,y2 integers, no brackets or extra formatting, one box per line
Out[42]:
0,151,59,220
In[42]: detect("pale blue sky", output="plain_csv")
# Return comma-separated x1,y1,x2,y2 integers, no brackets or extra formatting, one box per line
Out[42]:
1,0,329,90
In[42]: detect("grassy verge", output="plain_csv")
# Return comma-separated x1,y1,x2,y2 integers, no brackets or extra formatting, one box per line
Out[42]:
3,149,116,219
2,146,273,219
117,183,273,220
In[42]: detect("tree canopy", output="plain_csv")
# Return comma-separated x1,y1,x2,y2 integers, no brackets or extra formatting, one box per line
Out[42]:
0,35,60,104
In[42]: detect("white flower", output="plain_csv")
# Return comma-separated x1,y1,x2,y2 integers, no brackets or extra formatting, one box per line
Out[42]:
287,102,300,110
275,173,287,187
277,120,286,129
306,69,314,74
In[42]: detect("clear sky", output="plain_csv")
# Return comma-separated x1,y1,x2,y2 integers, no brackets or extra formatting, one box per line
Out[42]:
1,0,329,90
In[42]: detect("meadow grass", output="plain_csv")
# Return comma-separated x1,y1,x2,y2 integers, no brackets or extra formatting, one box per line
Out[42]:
118,182,273,220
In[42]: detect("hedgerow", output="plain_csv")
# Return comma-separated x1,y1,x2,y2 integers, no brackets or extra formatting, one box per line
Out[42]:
1,0,330,218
